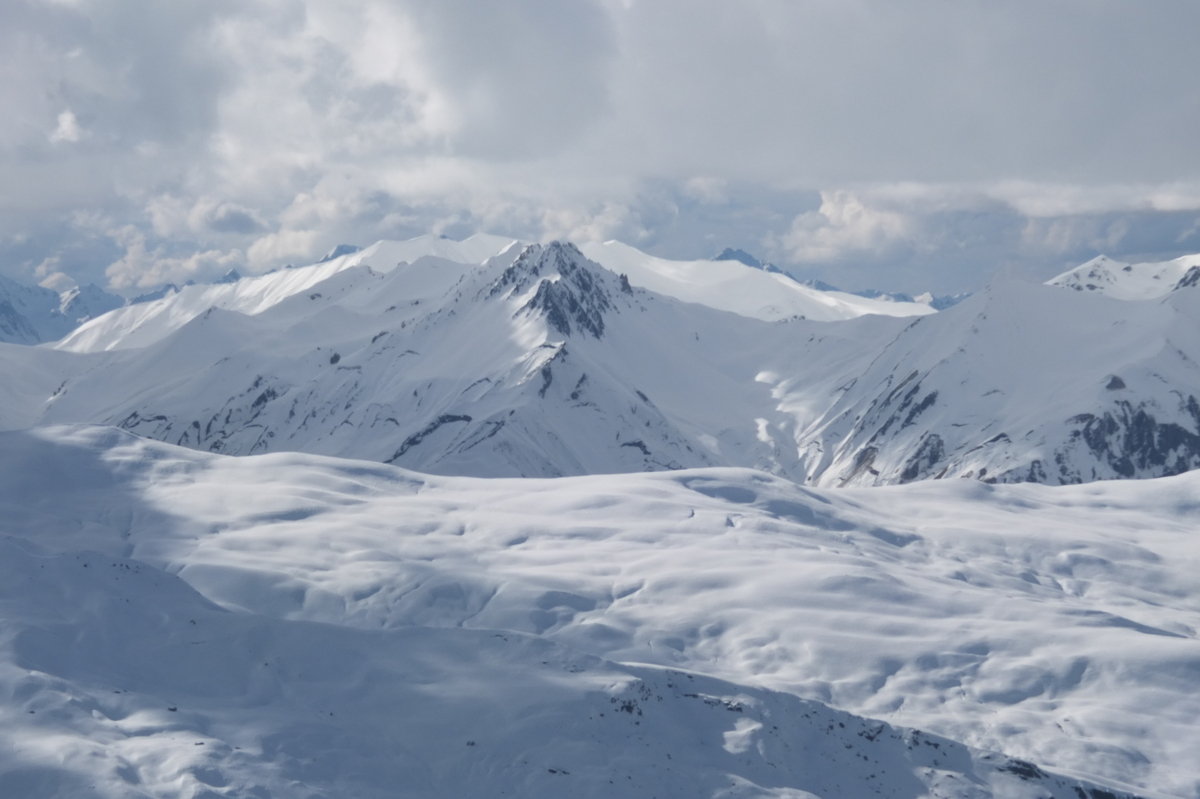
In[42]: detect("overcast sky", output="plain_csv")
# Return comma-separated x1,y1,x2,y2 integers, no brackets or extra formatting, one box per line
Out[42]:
4,0,1200,295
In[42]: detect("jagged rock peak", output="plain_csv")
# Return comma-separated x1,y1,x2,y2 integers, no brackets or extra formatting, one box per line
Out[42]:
492,242,614,339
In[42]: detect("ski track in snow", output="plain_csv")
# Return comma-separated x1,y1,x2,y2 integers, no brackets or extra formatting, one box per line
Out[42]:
0,426,1197,798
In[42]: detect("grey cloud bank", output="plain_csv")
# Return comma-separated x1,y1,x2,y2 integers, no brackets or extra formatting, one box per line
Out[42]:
2,0,1199,295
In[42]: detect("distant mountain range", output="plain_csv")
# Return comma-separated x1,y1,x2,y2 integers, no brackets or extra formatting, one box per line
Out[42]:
1,238,1198,487
0,275,122,345
0,237,959,346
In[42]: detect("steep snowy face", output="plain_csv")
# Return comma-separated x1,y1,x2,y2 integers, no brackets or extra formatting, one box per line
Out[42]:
787,278,1200,486
1047,253,1200,300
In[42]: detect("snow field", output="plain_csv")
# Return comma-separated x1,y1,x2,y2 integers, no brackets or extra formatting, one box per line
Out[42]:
0,426,1196,797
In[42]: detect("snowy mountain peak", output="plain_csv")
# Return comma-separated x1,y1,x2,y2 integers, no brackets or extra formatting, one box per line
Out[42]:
496,242,614,339
1047,251,1200,300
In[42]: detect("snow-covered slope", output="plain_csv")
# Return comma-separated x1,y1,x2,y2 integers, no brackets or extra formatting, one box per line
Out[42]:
0,425,1192,797
53,233,520,352
0,342,82,430
581,239,935,321
1047,253,1200,300
784,276,1200,486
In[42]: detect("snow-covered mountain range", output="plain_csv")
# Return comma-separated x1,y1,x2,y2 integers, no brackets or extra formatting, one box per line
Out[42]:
0,236,1196,488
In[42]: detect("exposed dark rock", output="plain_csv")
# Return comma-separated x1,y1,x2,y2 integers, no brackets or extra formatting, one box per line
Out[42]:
1065,397,1200,478
843,446,880,485
489,243,612,339
999,759,1047,780
900,434,944,483
388,414,473,462
519,247,611,339
621,440,651,456
902,391,938,428
251,388,278,410
1174,265,1200,290
569,374,588,401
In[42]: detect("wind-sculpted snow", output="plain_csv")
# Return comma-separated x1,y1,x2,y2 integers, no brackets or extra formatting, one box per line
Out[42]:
1,426,1194,797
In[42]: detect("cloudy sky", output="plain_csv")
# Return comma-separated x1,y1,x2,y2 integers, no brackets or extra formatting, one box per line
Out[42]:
4,0,1200,295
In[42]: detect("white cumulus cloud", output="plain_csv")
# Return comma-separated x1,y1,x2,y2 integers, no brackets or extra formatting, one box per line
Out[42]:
780,192,915,263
